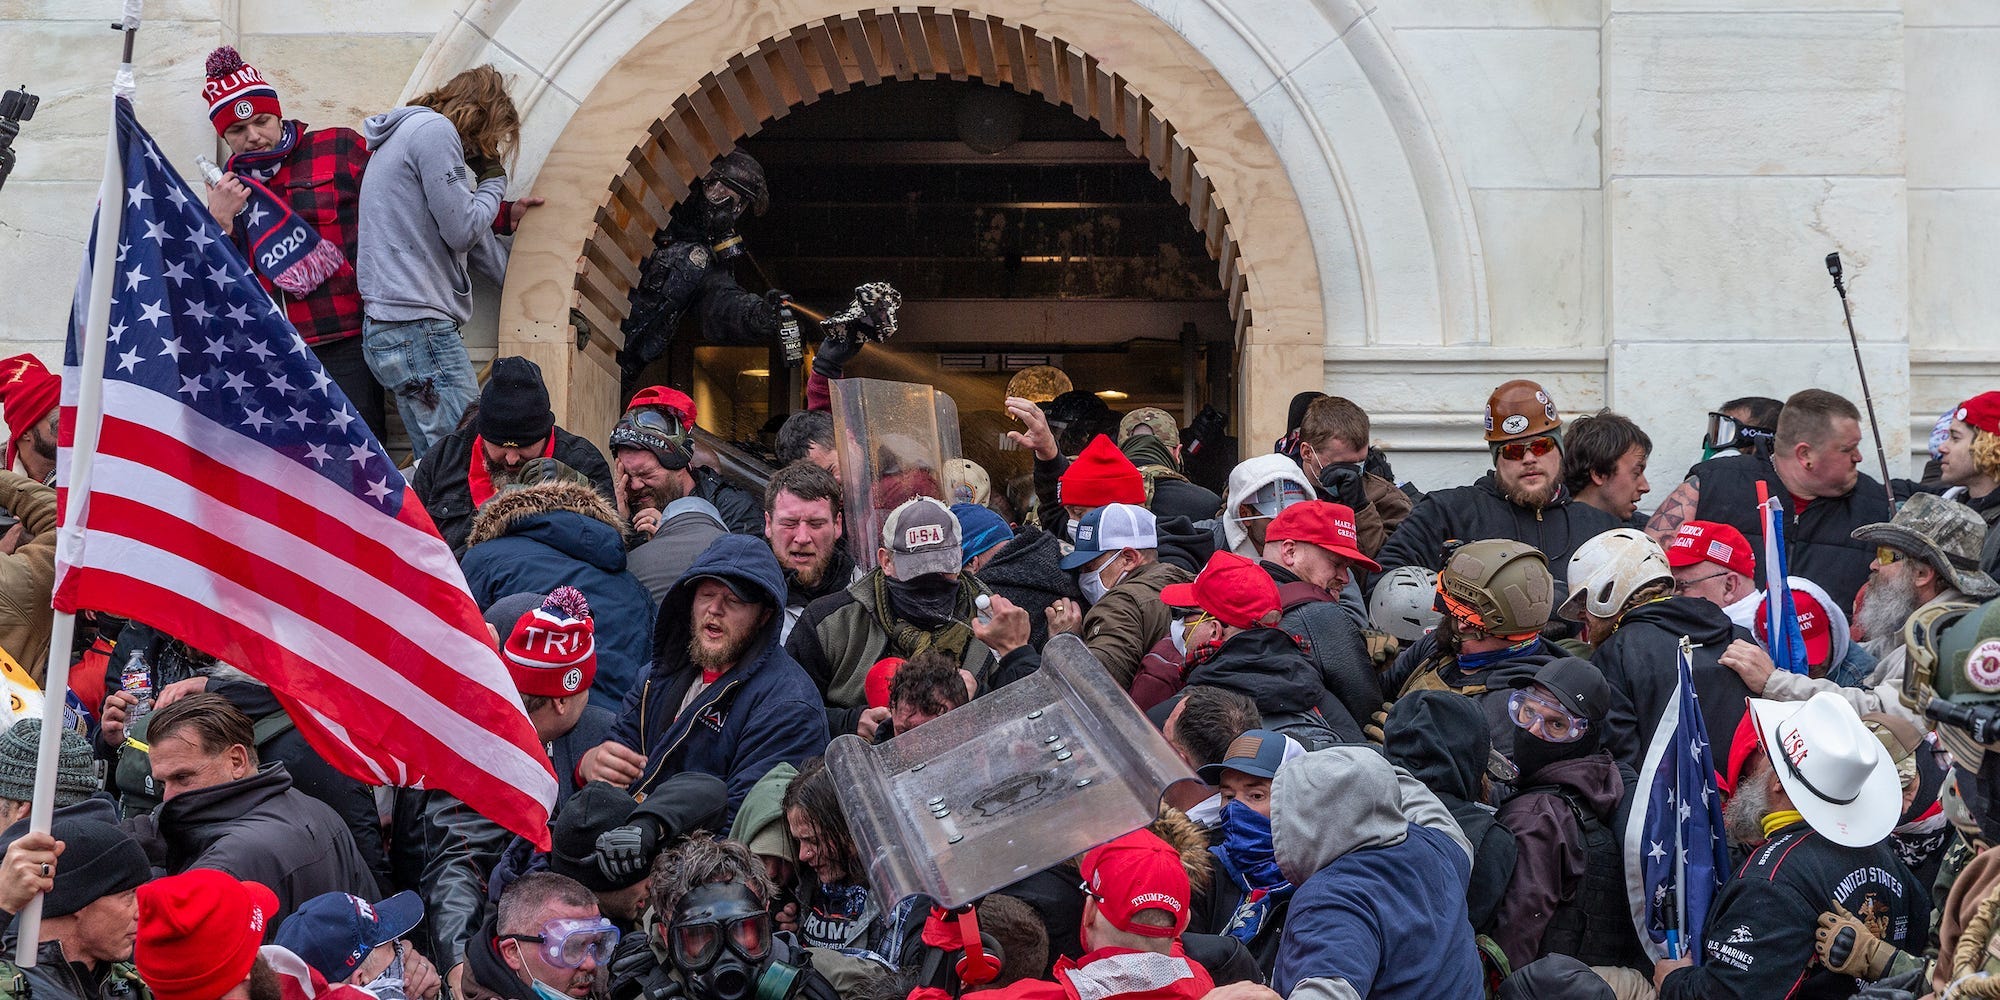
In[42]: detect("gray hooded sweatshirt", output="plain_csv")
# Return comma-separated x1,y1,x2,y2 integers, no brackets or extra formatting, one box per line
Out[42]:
1271,747,1476,1000
357,105,508,325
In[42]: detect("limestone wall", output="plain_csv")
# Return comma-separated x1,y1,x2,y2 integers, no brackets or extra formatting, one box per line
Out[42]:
0,0,1991,494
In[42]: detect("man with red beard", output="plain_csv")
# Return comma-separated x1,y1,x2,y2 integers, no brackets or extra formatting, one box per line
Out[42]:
1374,380,1621,598
578,534,824,822
763,462,858,642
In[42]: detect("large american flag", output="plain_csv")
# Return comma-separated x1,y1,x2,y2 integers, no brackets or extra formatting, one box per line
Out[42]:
1623,637,1730,962
55,97,556,847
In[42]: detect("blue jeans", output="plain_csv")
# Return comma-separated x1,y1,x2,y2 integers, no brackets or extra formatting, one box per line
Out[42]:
362,317,479,461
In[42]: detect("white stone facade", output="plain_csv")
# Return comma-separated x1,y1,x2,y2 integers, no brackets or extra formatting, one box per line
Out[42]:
0,0,1991,490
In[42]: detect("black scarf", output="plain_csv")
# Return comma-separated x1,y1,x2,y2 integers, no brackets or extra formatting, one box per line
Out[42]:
873,572,979,663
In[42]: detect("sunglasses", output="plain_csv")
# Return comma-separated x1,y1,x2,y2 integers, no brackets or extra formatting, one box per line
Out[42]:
1507,690,1590,743
1875,546,1906,566
502,917,620,969
1672,571,1730,595
1496,436,1558,462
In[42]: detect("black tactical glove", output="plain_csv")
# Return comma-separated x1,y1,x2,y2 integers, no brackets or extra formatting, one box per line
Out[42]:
594,821,659,884
812,331,865,379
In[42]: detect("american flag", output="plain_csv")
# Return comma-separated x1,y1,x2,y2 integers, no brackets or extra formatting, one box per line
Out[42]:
1624,637,1730,962
54,98,555,847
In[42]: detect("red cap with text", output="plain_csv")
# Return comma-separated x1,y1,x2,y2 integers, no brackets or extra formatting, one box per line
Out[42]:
1080,829,1191,938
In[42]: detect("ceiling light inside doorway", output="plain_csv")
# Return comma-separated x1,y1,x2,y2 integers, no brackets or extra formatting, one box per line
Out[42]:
743,369,770,378
1096,390,1128,400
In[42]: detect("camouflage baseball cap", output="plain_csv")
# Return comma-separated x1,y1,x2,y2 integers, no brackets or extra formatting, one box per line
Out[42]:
1118,407,1180,451
1853,493,2000,599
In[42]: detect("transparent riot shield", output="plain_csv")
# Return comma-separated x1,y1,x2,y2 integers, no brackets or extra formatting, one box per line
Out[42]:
823,635,1199,908
829,378,962,570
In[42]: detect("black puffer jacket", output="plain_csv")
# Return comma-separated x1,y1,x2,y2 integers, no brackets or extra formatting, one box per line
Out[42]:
411,424,615,554
1593,596,1751,767
136,763,379,934
1386,631,1560,758
1382,690,1517,933
974,525,1081,649
1685,454,1891,614
688,464,763,538
1183,627,1362,742
1372,474,1623,595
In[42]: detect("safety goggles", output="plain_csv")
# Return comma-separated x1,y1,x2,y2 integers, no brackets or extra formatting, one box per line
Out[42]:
702,173,755,206
671,911,772,971
1495,436,1558,463
618,407,688,440
502,918,620,969
1507,690,1590,743
1702,412,1774,454
1242,480,1310,521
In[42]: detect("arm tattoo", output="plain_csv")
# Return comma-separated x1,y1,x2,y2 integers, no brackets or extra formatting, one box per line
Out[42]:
1645,476,1700,542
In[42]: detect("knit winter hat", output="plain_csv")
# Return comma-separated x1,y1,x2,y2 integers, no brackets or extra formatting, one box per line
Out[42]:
137,869,278,1000
504,587,596,698
549,781,641,891
952,502,1012,563
0,353,58,470
202,47,281,136
478,357,556,448
44,816,149,918
1058,435,1145,509
0,718,101,807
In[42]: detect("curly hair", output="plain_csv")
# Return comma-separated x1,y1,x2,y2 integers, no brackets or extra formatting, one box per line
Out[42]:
411,65,521,167
1972,427,2000,482
647,832,776,921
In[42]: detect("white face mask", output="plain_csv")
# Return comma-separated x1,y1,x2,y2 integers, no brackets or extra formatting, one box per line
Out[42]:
1077,554,1124,605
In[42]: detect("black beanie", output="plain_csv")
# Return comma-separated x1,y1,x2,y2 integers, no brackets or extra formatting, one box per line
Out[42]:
45,816,150,918
478,357,555,448
549,781,640,891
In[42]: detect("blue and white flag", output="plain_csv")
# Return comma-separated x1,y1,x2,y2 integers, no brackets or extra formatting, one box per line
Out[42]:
1761,493,1809,675
1625,637,1731,962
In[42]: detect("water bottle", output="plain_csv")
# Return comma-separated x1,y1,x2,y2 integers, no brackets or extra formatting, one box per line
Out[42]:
195,154,224,188
120,651,154,726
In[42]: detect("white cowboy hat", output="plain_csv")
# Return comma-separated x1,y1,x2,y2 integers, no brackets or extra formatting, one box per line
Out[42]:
1746,692,1901,848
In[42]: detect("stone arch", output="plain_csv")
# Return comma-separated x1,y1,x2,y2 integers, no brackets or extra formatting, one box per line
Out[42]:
406,0,1488,445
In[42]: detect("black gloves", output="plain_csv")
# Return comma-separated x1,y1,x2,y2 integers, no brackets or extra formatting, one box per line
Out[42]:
594,821,659,883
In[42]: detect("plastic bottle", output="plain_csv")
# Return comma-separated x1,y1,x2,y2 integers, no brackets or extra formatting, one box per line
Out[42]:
120,651,154,726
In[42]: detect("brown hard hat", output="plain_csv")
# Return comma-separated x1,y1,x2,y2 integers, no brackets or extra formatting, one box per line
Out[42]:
1484,379,1562,443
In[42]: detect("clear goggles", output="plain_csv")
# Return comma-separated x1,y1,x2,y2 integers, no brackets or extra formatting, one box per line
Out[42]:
1703,412,1774,454
502,917,620,969
1507,689,1591,744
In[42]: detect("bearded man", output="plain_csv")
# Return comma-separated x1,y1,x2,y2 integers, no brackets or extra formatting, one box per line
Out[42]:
578,534,825,822
763,462,857,643
1374,379,1621,597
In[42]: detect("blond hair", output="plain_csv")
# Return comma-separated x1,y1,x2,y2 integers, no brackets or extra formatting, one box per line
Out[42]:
412,65,521,167
1972,427,2000,482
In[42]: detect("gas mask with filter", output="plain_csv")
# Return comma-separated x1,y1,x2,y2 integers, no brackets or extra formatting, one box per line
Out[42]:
669,884,806,1000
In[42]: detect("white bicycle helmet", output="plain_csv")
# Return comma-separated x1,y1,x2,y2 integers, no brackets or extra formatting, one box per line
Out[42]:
1560,528,1673,622
1369,566,1443,642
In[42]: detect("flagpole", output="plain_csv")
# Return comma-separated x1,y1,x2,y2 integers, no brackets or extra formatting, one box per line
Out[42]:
15,3,139,968
1674,636,1693,960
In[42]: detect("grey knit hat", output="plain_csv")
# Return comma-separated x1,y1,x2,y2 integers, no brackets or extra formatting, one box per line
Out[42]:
0,719,101,807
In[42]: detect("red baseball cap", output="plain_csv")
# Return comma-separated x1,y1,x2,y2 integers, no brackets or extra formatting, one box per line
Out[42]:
1664,520,1755,578
1159,550,1281,629
1267,501,1380,572
627,385,698,426
1956,392,2000,436
137,869,279,1000
1754,587,1833,667
1080,829,1190,938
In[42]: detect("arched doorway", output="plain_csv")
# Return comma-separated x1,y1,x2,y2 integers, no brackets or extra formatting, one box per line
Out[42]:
437,0,1375,449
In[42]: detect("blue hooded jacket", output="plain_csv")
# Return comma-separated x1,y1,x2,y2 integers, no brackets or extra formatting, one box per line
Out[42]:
606,534,828,822
459,479,655,709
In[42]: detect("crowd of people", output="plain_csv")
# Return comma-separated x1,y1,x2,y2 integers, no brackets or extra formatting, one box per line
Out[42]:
4,40,2000,1000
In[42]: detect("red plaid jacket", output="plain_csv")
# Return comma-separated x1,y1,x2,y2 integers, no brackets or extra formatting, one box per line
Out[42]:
233,123,369,345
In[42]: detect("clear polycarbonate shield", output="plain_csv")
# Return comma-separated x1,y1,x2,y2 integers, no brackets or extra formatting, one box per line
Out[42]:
824,634,1199,908
829,377,962,570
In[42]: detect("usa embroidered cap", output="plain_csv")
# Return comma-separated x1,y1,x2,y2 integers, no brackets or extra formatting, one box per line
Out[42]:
883,496,963,578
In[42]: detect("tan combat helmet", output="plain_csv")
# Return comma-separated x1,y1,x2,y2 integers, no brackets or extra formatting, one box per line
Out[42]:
1438,539,1556,640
